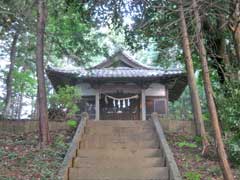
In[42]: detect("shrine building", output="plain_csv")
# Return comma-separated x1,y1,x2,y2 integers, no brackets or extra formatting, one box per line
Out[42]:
46,51,187,121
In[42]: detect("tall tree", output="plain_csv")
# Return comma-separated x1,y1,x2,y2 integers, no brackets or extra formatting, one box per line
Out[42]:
229,0,240,67
178,0,209,153
3,31,19,118
192,0,234,179
202,12,230,84
1,0,37,119
46,0,107,66
36,0,50,145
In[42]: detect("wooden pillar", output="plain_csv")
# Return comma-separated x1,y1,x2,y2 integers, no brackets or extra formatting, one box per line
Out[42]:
95,90,100,121
166,87,169,115
141,89,146,121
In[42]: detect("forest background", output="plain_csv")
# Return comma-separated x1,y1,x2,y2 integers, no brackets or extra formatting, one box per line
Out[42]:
0,0,239,176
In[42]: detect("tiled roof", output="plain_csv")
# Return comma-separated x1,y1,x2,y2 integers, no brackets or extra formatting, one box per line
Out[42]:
46,66,187,101
47,66,184,79
46,50,188,101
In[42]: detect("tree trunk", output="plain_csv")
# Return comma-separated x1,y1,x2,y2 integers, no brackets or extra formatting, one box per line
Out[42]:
3,32,19,118
202,10,230,83
10,98,15,119
178,0,209,154
229,0,240,67
192,0,234,179
36,0,50,145
17,83,24,120
217,17,230,67
34,94,39,120
214,17,229,83
233,29,240,66
216,17,230,82
31,95,36,119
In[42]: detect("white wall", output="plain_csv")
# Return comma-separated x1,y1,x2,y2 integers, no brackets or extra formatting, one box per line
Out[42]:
145,83,166,96
77,82,166,97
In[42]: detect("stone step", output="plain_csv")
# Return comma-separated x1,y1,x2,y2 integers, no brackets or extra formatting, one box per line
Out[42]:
69,167,169,180
76,148,162,158
85,128,155,135
73,157,164,168
66,120,171,180
87,120,153,126
87,121,154,128
80,138,160,149
87,125,154,128
86,124,154,129
82,133,158,142
84,132,157,138
85,126,155,133
81,136,159,145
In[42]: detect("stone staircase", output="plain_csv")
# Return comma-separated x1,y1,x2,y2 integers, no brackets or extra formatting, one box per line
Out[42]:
68,120,169,180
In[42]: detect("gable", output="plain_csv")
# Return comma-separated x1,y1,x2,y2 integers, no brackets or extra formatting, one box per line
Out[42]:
91,51,152,69
103,53,135,68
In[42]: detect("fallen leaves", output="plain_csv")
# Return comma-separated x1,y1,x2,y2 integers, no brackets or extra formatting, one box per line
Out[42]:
0,130,73,179
166,132,239,180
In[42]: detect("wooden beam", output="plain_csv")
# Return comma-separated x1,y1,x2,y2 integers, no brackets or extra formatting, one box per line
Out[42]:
141,89,146,121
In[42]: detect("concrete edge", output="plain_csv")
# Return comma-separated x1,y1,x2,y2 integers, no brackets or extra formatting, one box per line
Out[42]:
57,112,89,180
152,112,182,180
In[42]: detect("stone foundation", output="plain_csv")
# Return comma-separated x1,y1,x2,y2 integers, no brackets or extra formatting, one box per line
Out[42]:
159,118,195,135
0,119,195,135
0,120,71,134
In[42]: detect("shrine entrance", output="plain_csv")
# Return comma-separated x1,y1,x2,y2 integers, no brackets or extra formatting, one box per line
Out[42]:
100,93,140,120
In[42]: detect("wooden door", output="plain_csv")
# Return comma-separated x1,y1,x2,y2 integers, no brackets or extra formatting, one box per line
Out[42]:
146,97,167,119
100,94,140,120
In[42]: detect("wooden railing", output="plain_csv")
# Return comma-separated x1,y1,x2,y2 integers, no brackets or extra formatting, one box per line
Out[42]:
57,112,89,180
151,112,182,180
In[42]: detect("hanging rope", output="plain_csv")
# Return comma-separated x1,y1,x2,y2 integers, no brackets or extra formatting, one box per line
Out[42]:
105,94,139,101
104,94,139,108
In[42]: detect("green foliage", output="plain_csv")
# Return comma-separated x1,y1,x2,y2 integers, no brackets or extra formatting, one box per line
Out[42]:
227,138,240,165
184,171,201,180
18,156,28,165
177,141,197,148
195,154,201,162
193,136,203,146
208,166,222,176
53,134,68,150
67,119,78,128
12,69,37,96
0,147,7,158
216,81,240,133
169,87,193,120
46,0,107,66
7,152,18,160
216,80,240,165
0,177,16,180
49,85,81,120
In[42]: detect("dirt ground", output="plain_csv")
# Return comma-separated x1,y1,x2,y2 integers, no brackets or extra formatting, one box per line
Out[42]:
0,130,74,180
166,132,240,180
0,129,239,180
